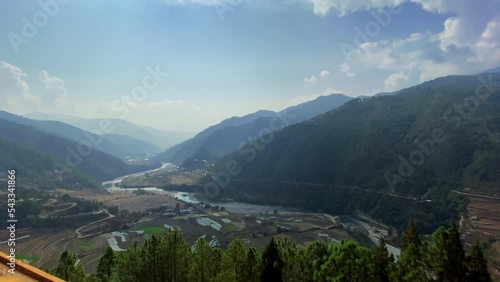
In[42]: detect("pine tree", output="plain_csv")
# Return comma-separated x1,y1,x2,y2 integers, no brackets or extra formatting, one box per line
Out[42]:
164,230,191,282
397,222,428,282
261,237,284,282
427,222,468,282
216,239,247,282
112,240,144,282
397,243,429,282
443,222,467,282
97,246,116,282
141,235,163,282
374,238,395,282
276,237,301,281
242,247,261,282
315,240,375,282
71,265,87,282
190,238,221,282
53,250,87,282
400,222,422,253
466,242,492,282
77,224,494,282
302,240,329,281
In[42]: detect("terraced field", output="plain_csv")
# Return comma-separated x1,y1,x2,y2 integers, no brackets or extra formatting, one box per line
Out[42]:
462,194,500,279
0,228,75,270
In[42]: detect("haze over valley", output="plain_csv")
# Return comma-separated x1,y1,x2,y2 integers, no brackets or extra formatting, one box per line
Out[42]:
1,0,499,281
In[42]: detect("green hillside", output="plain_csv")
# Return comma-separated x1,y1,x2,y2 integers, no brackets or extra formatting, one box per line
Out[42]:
156,94,352,167
214,73,500,232
0,119,159,183
0,136,99,190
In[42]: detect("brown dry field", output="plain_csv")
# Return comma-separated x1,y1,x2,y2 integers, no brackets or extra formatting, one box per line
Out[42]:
120,170,203,187
463,196,500,279
167,175,199,185
57,189,182,212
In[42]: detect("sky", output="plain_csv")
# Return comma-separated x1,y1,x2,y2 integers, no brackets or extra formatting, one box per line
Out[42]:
0,0,499,132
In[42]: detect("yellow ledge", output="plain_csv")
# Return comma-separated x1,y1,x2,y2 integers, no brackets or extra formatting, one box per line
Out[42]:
0,251,65,282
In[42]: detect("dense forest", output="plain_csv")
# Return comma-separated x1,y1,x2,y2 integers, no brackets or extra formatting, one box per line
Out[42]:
212,180,464,233
49,222,491,282
213,73,500,232
0,118,160,190
0,136,99,190
0,111,162,159
156,94,352,166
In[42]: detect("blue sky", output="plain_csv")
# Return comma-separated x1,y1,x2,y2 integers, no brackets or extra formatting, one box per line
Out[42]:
0,0,499,131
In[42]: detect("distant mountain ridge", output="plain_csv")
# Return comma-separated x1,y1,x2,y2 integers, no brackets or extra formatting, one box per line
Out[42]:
155,94,353,166
27,113,194,150
0,111,161,159
0,118,157,182
477,66,500,75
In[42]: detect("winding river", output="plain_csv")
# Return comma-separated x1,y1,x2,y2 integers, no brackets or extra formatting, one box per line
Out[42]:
101,163,293,213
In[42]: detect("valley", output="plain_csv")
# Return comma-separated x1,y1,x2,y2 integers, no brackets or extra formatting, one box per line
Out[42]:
0,165,402,275
0,70,498,280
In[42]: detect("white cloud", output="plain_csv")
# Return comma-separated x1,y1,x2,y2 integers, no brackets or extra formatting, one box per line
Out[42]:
470,16,500,65
304,75,318,86
340,63,355,77
383,71,409,91
0,62,76,115
412,0,466,14
0,61,40,113
306,0,500,78
417,60,459,82
333,0,500,91
320,70,330,78
0,61,30,98
0,61,226,131
304,0,405,16
304,70,331,86
39,70,68,104
303,0,468,16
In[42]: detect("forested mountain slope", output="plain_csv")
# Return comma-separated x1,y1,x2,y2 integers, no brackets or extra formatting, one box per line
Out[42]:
0,119,157,182
157,94,352,166
0,137,98,190
0,111,161,158
214,73,500,231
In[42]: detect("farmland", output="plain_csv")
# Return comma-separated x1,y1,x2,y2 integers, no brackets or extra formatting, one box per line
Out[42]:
459,190,500,279
0,186,398,274
0,162,400,275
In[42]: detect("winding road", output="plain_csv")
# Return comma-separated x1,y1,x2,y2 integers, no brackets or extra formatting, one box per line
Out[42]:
75,209,115,239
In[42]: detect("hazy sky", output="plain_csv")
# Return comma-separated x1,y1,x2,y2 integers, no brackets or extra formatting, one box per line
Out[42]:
0,0,499,132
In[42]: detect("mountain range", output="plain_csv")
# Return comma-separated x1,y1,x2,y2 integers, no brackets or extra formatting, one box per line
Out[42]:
0,118,158,185
0,111,161,159
1,68,499,233
27,113,194,150
155,94,353,167
212,71,500,232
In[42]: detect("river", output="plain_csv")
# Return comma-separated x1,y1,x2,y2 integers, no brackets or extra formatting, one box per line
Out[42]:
102,164,401,255
101,163,293,213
